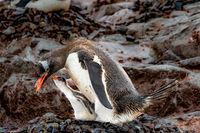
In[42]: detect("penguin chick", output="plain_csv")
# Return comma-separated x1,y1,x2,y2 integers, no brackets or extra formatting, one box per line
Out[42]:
51,73,96,121
35,38,177,124
10,0,71,12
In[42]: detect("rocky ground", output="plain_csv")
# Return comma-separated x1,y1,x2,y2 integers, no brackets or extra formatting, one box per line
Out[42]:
0,0,200,132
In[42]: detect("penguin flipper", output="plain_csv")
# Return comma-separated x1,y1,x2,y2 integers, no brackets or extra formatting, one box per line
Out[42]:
78,50,113,109
84,59,113,109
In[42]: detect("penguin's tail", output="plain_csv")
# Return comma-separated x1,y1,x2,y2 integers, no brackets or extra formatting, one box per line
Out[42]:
143,79,178,108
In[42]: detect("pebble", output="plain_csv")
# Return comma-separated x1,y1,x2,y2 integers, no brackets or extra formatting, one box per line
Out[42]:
3,26,15,35
116,26,128,34
47,123,59,133
126,35,136,42
52,128,59,133
47,125,53,132
39,21,47,27
92,128,105,133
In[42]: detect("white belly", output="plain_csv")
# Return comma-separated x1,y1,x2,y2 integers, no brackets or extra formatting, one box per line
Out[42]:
66,53,96,103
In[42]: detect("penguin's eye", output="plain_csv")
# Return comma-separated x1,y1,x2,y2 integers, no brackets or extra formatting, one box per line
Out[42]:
38,63,46,73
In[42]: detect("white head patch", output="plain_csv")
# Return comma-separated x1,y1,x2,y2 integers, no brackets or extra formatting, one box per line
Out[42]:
39,60,49,71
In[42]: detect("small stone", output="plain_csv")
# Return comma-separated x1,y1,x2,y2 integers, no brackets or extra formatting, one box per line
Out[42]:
74,126,81,132
126,35,136,42
3,27,15,35
175,1,183,10
60,26,71,31
92,128,105,133
127,23,145,37
81,30,88,36
118,59,124,63
81,125,92,132
30,125,44,133
66,119,72,124
155,124,161,130
47,125,53,132
52,128,59,133
117,49,123,53
121,125,129,132
39,21,47,27
47,123,59,133
60,124,66,132
60,119,72,131
42,113,61,123
117,26,128,34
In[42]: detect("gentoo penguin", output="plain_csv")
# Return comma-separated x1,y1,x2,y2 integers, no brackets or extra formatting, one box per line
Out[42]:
51,73,96,120
35,38,177,124
10,0,71,12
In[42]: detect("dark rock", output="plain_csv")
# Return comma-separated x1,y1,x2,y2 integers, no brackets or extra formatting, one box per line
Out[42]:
92,128,105,133
2,26,15,35
116,26,128,34
179,56,200,67
47,125,53,132
52,128,59,133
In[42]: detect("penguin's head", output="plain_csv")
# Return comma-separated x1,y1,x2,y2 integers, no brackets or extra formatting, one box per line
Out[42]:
34,38,93,92
38,60,50,74
35,56,66,92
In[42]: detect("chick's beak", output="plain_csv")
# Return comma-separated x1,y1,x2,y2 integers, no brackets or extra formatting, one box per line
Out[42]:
34,71,49,92
51,74,58,80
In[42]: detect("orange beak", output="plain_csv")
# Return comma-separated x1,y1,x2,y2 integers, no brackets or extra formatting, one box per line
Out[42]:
34,71,49,92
